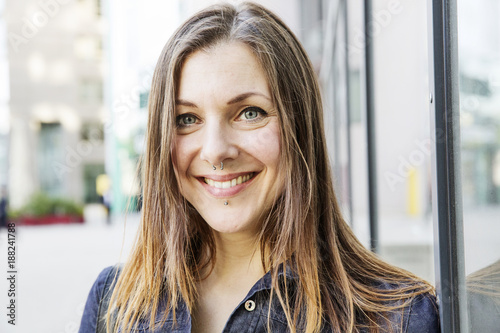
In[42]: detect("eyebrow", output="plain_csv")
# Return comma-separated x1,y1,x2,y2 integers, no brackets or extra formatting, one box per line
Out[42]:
175,92,271,108
227,92,271,105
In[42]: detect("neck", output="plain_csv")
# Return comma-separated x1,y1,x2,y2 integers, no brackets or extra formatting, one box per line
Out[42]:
191,232,266,333
213,232,264,278
200,231,265,287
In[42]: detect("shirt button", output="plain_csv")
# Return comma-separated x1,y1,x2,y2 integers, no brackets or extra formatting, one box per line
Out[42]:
245,300,256,311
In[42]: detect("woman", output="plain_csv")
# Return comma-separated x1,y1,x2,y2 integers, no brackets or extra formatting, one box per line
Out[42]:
79,2,440,332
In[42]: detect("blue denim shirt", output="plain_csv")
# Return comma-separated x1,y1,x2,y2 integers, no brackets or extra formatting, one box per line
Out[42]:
79,266,440,332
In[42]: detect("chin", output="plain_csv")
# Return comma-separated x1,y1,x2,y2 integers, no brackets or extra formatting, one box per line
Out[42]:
202,211,259,235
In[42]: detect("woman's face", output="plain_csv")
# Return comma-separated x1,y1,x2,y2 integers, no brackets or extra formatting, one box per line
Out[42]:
172,42,283,237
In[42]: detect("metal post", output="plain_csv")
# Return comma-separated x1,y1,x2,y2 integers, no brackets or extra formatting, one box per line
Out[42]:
363,0,379,253
343,0,353,225
427,0,468,331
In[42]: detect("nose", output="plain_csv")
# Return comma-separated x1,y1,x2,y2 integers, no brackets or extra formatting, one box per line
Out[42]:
199,118,239,167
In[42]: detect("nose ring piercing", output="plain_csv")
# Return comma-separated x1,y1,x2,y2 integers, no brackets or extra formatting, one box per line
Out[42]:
212,162,224,170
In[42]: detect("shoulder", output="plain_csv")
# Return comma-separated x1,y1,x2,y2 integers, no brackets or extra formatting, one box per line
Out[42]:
78,266,122,333
89,265,122,304
95,265,121,290
403,292,440,333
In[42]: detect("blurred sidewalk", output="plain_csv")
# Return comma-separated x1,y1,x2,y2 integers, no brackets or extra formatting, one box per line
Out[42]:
0,213,140,333
0,207,498,332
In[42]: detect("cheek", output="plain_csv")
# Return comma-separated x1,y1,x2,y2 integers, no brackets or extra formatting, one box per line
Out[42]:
171,136,195,175
170,137,194,192
254,122,285,197
171,137,197,198
250,123,281,165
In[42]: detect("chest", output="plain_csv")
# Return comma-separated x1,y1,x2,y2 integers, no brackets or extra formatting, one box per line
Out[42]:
191,292,290,333
191,292,245,333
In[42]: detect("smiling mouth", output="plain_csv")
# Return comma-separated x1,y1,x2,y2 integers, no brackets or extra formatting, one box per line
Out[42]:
203,172,255,189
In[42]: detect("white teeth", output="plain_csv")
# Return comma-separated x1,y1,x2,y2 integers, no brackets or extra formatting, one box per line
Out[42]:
204,173,254,189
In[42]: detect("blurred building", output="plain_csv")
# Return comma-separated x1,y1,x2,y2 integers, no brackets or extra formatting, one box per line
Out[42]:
4,0,105,208
458,1,500,208
0,0,9,191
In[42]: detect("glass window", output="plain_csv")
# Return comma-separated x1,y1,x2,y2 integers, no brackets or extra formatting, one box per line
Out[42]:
370,0,435,283
81,122,104,142
79,79,103,103
83,163,105,203
39,122,63,196
139,91,149,109
457,1,500,331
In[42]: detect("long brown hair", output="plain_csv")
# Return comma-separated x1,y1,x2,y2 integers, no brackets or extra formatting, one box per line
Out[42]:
107,2,434,332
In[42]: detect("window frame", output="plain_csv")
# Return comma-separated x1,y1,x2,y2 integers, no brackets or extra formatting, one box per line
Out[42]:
427,0,469,331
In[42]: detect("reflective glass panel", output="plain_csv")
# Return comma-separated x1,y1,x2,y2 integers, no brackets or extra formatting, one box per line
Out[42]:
457,1,500,331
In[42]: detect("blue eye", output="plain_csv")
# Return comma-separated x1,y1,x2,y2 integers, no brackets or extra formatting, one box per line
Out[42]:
241,107,267,120
244,109,259,119
176,114,197,127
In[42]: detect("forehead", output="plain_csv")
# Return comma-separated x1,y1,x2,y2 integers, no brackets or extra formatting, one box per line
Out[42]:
177,42,271,102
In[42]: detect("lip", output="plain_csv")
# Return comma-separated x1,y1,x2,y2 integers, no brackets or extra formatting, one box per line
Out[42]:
196,171,259,198
197,171,254,182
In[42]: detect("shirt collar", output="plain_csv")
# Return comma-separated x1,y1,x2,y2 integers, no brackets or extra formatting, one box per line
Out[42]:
244,262,298,297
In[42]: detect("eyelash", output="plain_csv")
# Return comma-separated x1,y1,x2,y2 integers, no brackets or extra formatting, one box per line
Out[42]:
175,107,268,128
